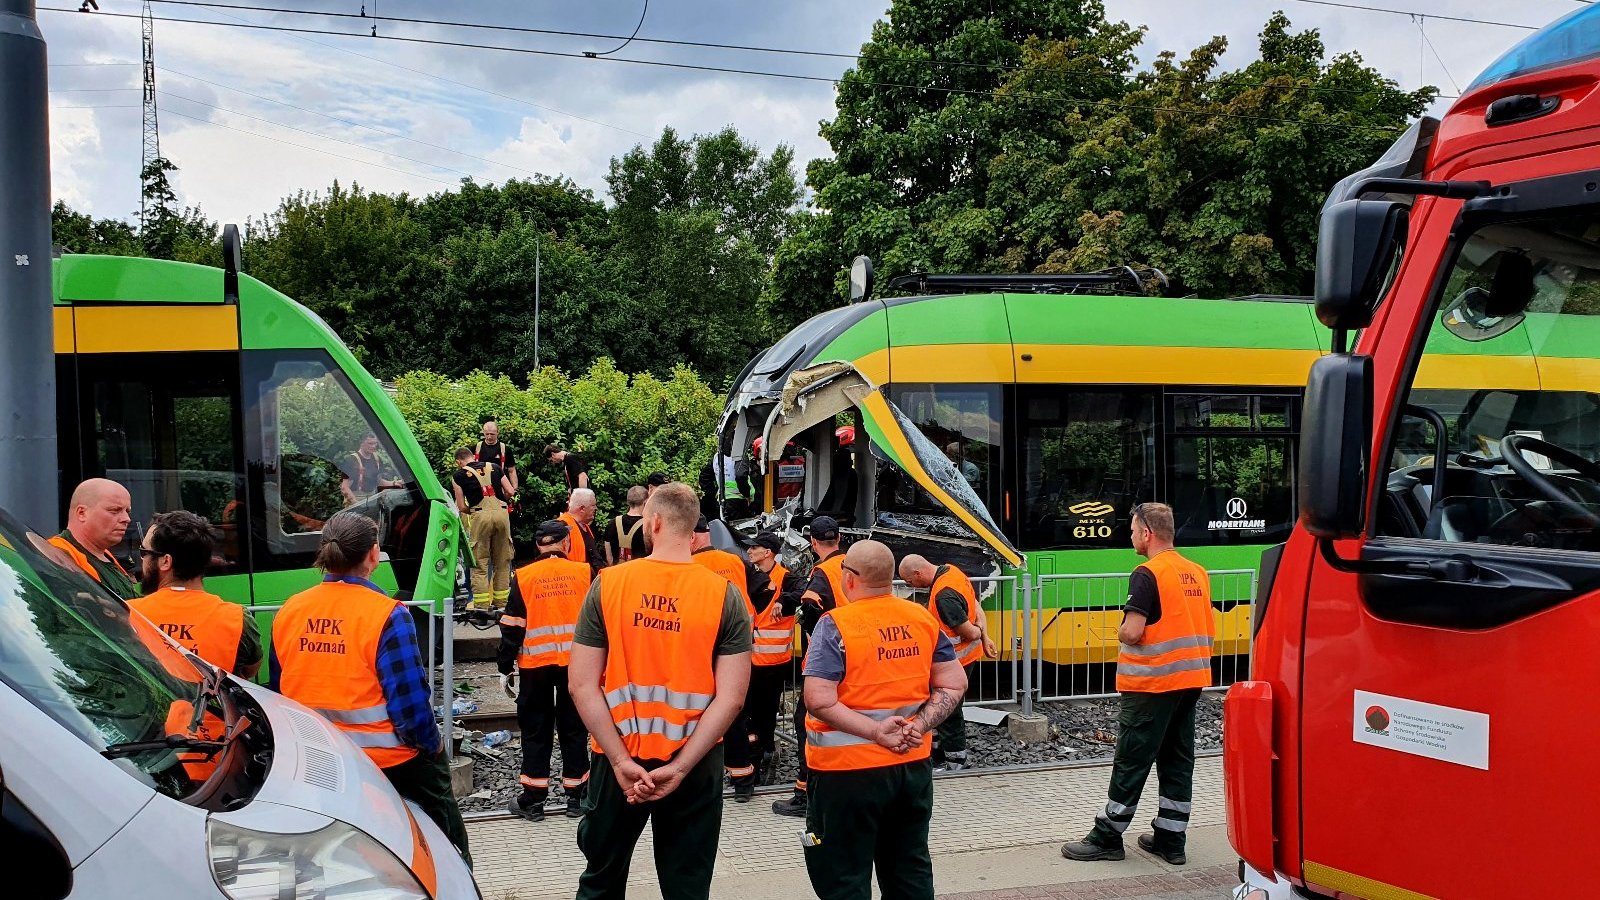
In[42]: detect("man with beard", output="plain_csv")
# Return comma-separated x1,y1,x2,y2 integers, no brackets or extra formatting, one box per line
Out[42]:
129,510,262,678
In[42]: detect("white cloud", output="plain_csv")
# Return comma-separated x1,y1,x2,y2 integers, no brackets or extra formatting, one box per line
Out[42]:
36,0,1582,227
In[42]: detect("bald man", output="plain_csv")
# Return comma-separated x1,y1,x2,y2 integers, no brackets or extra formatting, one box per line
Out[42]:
899,555,996,772
801,540,967,900
50,478,140,601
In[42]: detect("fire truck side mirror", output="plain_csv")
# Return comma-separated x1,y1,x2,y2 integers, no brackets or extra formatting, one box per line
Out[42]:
1299,353,1373,540
1314,199,1408,330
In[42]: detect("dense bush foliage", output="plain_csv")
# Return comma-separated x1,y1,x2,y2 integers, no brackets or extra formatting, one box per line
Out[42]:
393,360,722,542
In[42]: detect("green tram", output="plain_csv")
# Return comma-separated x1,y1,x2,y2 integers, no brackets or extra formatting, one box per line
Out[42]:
51,230,462,631
718,267,1328,690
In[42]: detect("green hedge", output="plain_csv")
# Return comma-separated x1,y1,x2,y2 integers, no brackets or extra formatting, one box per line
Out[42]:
393,359,720,544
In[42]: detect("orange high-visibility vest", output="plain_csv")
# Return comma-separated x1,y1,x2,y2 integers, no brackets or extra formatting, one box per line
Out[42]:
559,513,591,565
752,563,795,667
507,555,591,668
130,587,247,674
48,534,133,585
928,565,982,667
273,580,418,768
591,559,728,762
694,547,754,616
804,595,940,771
812,551,848,607
1115,550,1214,694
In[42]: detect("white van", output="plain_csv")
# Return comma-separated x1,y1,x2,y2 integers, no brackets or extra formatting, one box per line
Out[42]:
0,510,479,900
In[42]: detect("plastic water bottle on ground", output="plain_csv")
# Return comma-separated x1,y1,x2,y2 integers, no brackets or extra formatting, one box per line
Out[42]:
450,698,478,716
482,730,512,749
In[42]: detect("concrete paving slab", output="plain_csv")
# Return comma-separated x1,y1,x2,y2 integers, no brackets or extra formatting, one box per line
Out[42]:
466,756,1233,900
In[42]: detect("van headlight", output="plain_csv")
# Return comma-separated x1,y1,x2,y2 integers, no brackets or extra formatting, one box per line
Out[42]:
208,819,428,899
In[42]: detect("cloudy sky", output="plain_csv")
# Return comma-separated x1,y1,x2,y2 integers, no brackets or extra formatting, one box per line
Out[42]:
39,0,1590,226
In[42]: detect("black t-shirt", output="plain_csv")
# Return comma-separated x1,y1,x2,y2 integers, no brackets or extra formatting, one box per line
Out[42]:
476,441,515,477
562,454,588,490
603,513,648,562
453,462,506,508
1123,566,1162,626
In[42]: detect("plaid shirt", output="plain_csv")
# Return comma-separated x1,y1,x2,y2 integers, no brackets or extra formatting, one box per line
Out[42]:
268,576,441,756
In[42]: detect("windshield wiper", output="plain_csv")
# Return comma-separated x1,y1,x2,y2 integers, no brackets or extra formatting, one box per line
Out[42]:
101,734,227,760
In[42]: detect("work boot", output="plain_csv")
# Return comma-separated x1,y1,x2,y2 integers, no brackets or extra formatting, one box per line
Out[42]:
1060,838,1124,861
771,790,807,817
1137,833,1186,865
566,794,585,819
933,751,968,774
733,778,755,803
508,795,545,822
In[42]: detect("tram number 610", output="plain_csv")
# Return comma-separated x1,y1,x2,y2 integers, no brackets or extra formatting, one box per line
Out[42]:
1073,524,1112,539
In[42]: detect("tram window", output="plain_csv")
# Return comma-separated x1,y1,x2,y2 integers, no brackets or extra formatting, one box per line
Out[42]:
245,351,422,571
1019,388,1157,550
1171,394,1295,431
75,352,245,573
1168,431,1296,547
1381,212,1600,552
884,385,1003,518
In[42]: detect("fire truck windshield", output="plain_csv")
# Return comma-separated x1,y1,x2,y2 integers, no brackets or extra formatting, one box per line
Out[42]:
1468,4,1600,90
1380,211,1600,551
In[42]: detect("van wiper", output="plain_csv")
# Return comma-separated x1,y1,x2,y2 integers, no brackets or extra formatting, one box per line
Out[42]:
101,734,227,760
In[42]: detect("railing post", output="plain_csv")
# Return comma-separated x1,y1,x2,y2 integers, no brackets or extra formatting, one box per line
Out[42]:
442,607,455,762
1020,573,1035,719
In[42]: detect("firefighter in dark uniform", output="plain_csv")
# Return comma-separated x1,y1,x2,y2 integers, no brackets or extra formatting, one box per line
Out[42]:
772,515,845,818
451,446,514,609
800,540,967,900
500,520,594,821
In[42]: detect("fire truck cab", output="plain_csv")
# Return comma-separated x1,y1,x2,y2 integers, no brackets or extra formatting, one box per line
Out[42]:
1231,7,1600,898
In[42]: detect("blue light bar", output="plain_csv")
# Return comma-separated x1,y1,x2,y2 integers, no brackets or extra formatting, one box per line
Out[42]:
1468,5,1600,92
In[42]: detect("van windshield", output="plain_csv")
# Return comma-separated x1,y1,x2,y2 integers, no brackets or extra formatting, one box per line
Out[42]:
0,508,220,800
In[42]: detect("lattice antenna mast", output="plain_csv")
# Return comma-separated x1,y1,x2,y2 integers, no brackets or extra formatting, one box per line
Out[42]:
139,0,159,230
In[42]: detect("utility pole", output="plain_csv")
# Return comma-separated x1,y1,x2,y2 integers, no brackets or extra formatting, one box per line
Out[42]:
533,236,541,371
0,0,59,531
139,0,160,231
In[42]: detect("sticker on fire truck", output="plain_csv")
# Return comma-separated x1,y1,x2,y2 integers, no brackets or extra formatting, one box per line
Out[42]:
1353,690,1489,770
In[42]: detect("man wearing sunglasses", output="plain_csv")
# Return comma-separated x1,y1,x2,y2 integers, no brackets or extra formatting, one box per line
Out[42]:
130,510,261,678
801,539,967,900
1061,502,1213,867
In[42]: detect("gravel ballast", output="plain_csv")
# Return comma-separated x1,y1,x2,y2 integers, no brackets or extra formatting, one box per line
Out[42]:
451,690,1224,813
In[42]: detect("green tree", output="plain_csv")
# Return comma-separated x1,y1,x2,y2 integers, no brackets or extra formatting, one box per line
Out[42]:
51,201,140,255
139,156,216,260
769,3,1433,330
604,127,802,386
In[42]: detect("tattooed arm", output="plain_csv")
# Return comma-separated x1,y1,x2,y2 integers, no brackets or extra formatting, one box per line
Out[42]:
907,658,969,746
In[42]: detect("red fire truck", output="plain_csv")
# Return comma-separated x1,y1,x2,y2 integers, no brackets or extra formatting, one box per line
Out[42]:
1230,7,1600,898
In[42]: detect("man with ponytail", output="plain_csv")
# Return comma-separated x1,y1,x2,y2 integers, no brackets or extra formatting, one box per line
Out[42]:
271,510,472,864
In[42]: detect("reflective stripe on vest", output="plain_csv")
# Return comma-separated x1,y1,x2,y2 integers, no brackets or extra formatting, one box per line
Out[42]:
592,560,727,761
804,595,940,771
752,564,795,666
928,565,982,667
273,580,418,768
1115,551,1214,694
805,703,922,747
128,587,246,674
513,555,591,668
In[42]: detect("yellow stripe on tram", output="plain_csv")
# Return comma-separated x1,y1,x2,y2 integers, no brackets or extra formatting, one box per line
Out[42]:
67,305,240,353
1016,344,1323,386
858,391,1023,568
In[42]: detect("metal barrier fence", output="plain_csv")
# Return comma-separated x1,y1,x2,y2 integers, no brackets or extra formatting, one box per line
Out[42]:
244,599,456,760
768,567,1254,749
